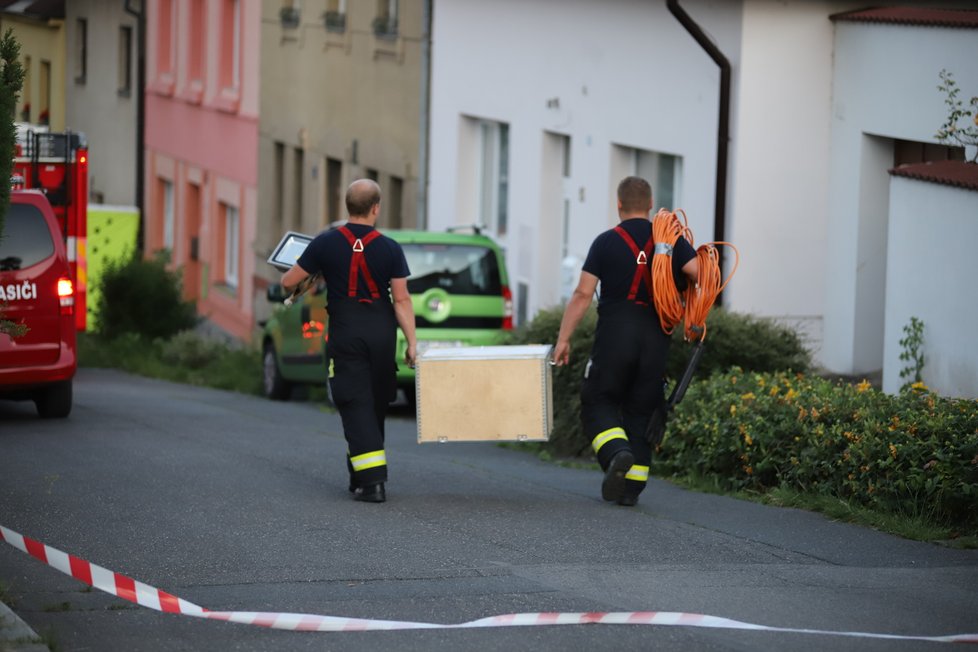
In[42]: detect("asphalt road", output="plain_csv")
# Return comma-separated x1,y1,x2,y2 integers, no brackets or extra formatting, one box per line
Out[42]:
1,368,976,651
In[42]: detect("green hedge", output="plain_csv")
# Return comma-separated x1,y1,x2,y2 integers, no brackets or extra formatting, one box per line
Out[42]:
660,370,978,527
507,305,811,457
96,253,198,340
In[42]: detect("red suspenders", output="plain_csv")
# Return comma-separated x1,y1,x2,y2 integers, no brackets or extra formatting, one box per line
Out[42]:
613,226,655,305
338,226,383,302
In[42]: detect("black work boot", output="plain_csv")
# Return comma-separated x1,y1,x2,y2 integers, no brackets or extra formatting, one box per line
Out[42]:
601,450,634,502
353,483,386,503
618,493,639,507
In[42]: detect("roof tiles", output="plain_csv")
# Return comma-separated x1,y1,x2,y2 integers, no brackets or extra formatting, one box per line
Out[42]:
831,7,978,28
889,160,978,192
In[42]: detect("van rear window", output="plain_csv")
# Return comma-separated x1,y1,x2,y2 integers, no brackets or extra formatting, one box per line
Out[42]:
0,203,55,271
403,244,502,296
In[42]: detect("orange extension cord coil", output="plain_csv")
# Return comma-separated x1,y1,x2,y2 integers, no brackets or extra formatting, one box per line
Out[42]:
650,209,739,342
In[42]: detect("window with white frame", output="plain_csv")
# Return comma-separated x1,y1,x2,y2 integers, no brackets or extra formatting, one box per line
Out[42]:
224,204,239,289
478,120,509,237
162,179,174,250
632,148,682,212
373,0,398,36
325,0,346,31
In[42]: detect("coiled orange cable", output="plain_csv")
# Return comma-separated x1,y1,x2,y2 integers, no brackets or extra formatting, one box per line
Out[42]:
650,209,739,342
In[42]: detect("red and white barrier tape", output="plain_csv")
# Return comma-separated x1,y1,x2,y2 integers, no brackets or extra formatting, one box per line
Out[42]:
2,524,976,642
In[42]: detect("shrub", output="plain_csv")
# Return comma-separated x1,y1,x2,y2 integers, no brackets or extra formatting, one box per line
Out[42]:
659,370,978,527
96,252,198,340
507,305,811,457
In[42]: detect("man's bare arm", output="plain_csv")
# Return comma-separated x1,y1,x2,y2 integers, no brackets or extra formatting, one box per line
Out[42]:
553,271,599,366
391,277,417,367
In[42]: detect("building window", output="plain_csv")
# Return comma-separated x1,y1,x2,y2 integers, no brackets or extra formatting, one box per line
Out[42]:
387,175,403,228
188,0,205,84
627,147,682,213
21,56,31,122
221,0,241,91
280,0,301,29
223,204,239,290
325,157,342,224
75,18,87,84
324,0,346,32
118,26,133,96
39,60,50,125
373,0,398,37
365,168,378,181
274,142,285,232
162,179,174,251
157,0,174,76
294,147,304,230
478,120,509,237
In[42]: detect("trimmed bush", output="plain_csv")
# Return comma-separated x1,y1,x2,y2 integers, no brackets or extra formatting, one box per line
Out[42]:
96,253,198,341
659,370,978,527
507,305,811,457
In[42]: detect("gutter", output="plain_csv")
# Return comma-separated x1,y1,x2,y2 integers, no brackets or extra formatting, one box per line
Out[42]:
417,0,432,230
124,0,146,252
666,0,731,297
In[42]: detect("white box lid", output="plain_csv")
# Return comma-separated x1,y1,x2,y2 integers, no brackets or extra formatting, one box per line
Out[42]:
418,344,553,361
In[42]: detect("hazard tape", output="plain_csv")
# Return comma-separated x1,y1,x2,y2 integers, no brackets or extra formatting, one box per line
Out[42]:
2,524,977,642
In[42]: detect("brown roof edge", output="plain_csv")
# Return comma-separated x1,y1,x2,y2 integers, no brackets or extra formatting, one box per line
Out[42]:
831,7,978,28
889,160,978,192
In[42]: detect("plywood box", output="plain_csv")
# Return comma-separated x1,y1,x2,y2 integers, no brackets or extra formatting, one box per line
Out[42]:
416,345,553,443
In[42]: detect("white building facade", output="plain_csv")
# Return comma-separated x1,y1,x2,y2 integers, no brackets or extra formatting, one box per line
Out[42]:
428,1,978,395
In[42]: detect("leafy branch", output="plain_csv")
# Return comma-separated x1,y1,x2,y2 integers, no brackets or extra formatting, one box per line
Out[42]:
935,69,978,162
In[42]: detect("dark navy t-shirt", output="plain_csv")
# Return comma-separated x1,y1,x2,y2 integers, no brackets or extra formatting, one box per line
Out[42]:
582,217,696,308
296,223,410,305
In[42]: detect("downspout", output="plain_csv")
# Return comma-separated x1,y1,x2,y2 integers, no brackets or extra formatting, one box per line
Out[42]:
416,0,432,230
124,0,146,252
666,0,730,300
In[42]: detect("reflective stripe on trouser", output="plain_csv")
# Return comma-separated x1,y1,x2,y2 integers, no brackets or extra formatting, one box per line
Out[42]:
350,449,387,472
592,427,628,456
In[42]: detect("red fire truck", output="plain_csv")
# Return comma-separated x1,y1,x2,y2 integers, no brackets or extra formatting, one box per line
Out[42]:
12,127,89,331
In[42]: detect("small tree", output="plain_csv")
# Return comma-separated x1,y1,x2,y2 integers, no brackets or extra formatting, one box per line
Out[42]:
936,69,978,163
1,29,26,338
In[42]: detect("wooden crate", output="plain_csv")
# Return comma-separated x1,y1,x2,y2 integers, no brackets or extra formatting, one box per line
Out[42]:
416,345,553,443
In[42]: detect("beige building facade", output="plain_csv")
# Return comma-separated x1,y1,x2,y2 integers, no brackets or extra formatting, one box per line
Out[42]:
255,0,429,316
64,1,138,206
1,4,66,132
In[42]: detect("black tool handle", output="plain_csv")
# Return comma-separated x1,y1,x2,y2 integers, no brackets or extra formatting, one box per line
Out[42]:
668,340,705,409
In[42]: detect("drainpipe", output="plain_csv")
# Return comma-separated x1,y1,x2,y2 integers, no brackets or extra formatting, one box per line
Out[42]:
416,0,432,230
124,0,146,252
666,0,730,301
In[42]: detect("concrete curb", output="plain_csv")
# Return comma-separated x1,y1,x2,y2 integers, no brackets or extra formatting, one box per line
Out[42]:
0,601,47,652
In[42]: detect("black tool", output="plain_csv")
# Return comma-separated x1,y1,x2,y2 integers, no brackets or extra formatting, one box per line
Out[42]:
646,340,705,448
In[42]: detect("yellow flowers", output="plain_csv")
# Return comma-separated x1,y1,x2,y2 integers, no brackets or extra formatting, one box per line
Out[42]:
888,443,898,460
741,392,756,403
911,381,928,392
743,433,753,446
730,404,737,416
785,388,799,401
856,379,872,393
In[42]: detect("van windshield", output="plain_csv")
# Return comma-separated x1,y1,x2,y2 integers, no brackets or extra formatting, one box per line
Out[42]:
0,203,55,271
403,244,502,296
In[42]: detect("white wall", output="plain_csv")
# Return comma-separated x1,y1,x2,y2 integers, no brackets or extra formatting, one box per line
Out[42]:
825,21,978,374
429,0,743,318
727,1,852,355
883,178,978,398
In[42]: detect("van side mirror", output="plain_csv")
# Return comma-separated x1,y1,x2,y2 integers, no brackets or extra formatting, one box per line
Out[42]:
267,283,287,303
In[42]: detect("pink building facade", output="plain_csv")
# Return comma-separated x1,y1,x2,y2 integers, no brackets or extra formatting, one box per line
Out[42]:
145,0,260,340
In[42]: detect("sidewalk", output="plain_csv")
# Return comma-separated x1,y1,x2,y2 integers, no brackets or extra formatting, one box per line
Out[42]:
0,601,46,652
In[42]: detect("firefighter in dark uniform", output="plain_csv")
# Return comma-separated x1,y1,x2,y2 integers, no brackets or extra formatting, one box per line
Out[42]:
282,179,417,503
553,176,698,507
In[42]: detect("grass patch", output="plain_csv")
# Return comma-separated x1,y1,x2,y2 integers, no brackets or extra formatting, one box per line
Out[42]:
78,331,263,397
38,626,62,652
659,471,978,547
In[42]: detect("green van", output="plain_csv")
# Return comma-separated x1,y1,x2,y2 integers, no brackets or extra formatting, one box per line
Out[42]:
261,229,512,402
